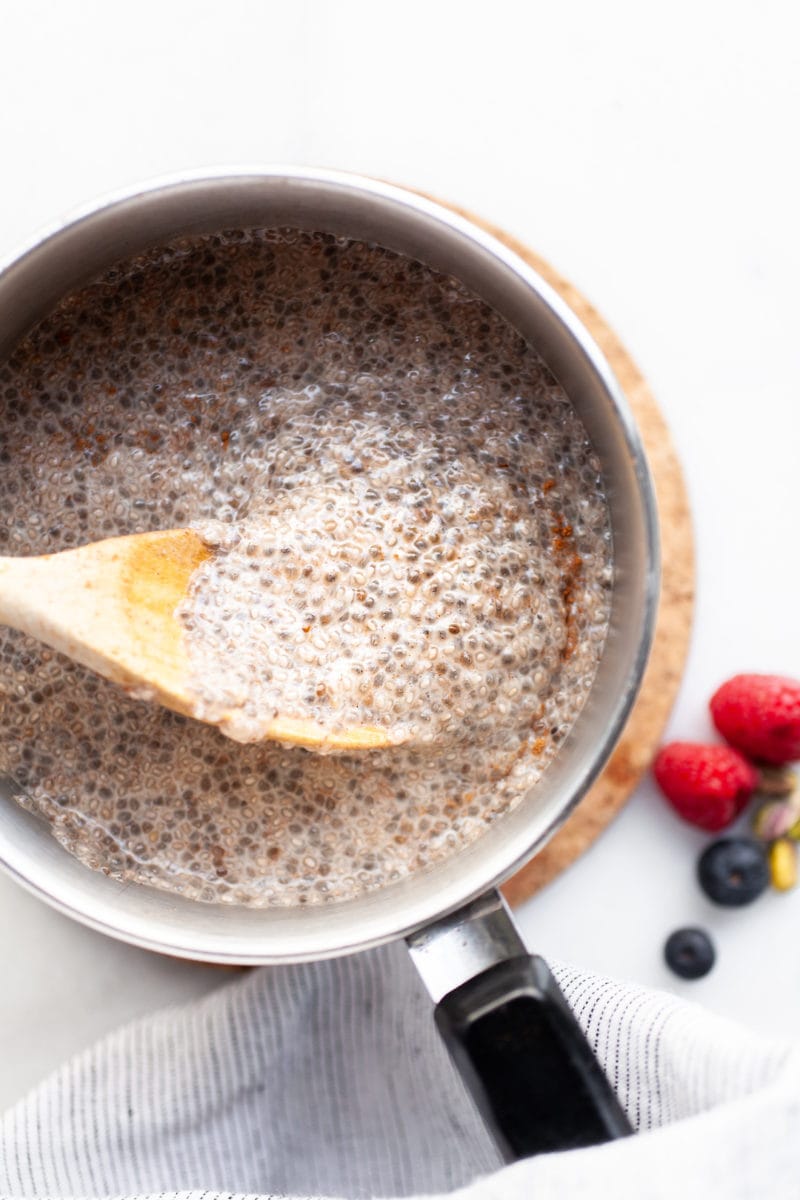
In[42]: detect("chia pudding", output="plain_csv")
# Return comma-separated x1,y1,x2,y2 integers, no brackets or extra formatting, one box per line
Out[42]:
0,229,613,905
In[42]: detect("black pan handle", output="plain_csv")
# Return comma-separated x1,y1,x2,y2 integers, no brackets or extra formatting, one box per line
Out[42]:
435,953,632,1159
407,891,632,1161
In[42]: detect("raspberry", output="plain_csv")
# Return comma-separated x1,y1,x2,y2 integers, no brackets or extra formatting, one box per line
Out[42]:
653,742,758,831
710,674,800,765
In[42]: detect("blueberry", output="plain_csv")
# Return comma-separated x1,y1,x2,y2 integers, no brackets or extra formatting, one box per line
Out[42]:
664,927,716,979
698,837,769,906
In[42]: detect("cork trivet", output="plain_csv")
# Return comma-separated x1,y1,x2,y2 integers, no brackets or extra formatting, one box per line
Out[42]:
420,200,694,905
191,194,692,955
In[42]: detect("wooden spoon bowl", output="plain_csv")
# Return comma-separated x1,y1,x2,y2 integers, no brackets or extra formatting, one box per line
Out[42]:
0,530,394,752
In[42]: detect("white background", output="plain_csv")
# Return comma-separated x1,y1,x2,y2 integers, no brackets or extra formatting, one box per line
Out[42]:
0,0,798,1111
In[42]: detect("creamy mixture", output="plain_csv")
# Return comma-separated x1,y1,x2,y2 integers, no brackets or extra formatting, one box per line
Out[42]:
0,229,612,904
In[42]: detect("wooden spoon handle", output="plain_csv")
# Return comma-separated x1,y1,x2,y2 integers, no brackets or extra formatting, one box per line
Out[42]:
0,532,209,709
0,553,68,641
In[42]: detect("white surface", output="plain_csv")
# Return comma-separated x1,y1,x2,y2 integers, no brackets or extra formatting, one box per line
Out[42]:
3,946,796,1200
0,0,798,1111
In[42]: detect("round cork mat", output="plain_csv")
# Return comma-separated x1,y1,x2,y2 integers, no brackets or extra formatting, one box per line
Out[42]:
420,198,694,907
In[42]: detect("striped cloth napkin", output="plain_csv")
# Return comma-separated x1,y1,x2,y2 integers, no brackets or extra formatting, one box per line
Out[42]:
0,941,796,1199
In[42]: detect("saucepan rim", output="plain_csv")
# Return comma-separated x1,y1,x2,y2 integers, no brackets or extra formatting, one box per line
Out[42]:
0,166,660,962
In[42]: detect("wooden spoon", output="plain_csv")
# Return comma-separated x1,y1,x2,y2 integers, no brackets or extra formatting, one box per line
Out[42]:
0,529,393,752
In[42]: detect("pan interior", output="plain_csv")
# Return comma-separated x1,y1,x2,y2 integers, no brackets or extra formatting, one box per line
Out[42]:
0,170,658,961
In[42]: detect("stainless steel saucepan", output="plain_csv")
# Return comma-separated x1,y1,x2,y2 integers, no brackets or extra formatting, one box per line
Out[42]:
0,168,659,1159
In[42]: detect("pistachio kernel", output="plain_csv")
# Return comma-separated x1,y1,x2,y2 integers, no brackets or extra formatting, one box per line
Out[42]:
769,838,798,892
752,799,799,842
756,765,798,798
